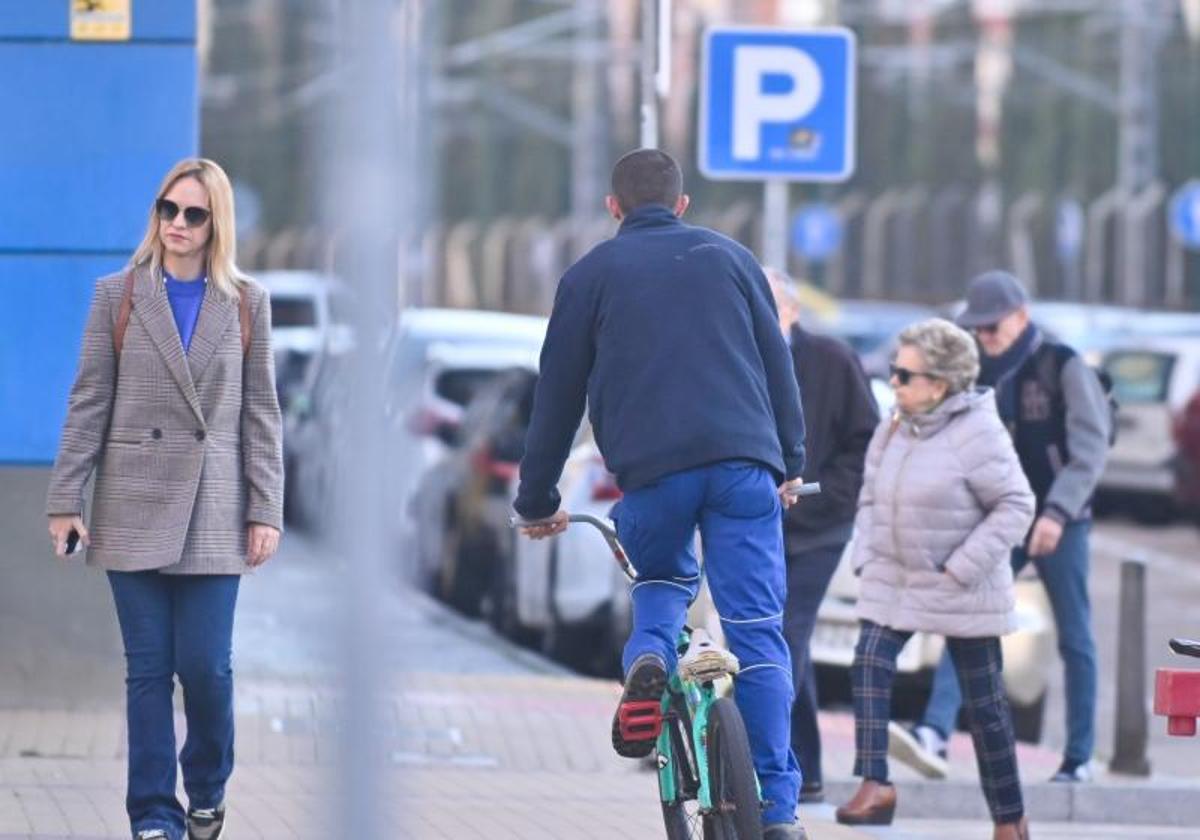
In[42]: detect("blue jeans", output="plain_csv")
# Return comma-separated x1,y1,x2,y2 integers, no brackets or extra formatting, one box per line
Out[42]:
783,541,845,787
920,519,1097,764
614,460,800,826
108,571,240,840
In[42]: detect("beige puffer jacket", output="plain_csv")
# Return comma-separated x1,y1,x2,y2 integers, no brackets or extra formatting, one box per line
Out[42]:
851,388,1035,638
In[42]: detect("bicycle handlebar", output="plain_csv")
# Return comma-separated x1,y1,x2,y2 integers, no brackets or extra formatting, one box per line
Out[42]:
509,482,821,583
1170,637,1200,659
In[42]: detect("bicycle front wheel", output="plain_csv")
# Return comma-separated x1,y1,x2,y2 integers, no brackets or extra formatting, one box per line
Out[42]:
703,697,763,840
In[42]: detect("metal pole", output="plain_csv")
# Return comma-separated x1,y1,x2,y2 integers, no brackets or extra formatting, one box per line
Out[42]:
1116,0,1161,304
763,181,789,270
640,0,659,148
1110,556,1153,776
572,0,604,256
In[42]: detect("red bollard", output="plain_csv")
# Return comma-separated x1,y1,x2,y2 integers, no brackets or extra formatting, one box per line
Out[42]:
1153,668,1200,737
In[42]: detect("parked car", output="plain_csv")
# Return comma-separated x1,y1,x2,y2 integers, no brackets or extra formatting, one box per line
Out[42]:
381,308,548,555
491,426,631,671
1173,388,1200,519
258,270,355,411
282,352,354,532
811,543,1055,742
1098,338,1200,519
410,366,540,615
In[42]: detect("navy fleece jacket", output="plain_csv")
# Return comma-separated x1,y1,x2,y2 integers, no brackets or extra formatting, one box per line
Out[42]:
513,204,806,519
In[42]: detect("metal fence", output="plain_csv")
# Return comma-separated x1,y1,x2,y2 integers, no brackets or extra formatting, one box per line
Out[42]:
241,183,1200,314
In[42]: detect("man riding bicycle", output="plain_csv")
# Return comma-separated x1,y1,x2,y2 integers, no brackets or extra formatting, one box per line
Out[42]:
514,149,809,840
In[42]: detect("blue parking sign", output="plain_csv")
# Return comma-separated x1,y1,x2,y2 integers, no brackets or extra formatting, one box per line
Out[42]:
700,27,856,182
791,204,842,261
1170,181,1200,251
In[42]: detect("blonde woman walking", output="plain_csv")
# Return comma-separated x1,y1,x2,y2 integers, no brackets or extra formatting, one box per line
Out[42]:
46,159,283,840
835,319,1034,840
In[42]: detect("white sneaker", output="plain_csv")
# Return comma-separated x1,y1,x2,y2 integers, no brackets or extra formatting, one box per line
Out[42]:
1050,759,1094,783
887,722,949,780
678,628,739,682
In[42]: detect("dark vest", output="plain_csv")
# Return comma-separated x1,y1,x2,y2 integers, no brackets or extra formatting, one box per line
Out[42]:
1006,343,1085,516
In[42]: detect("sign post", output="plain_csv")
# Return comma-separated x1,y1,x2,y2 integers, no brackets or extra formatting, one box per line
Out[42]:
700,27,857,269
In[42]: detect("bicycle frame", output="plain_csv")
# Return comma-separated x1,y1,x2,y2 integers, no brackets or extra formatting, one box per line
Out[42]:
656,635,720,811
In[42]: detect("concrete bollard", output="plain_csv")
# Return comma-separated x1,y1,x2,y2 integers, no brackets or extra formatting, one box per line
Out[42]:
1109,555,1152,776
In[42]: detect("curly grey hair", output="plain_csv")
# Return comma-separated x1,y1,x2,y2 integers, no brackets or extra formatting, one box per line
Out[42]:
897,318,979,394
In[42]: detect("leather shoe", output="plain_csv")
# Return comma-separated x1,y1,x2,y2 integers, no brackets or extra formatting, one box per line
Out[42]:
993,816,1030,840
835,780,897,826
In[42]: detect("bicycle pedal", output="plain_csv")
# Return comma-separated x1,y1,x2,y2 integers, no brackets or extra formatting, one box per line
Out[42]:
617,700,663,741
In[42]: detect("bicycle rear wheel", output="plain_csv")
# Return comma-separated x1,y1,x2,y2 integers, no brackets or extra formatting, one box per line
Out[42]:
703,697,763,840
659,692,703,840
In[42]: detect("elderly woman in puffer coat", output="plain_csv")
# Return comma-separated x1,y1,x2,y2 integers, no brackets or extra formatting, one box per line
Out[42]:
834,319,1036,840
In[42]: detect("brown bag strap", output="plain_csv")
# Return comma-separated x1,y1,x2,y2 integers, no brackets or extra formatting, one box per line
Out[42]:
112,271,135,355
112,270,253,357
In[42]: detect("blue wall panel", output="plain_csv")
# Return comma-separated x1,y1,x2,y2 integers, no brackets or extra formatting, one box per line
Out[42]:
0,2,196,463
0,255,126,463
0,44,198,251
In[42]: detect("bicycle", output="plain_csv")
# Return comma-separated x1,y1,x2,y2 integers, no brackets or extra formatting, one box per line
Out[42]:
513,482,820,840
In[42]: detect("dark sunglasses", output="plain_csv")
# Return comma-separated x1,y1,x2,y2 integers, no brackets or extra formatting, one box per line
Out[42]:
972,323,1001,335
155,198,211,228
890,365,939,386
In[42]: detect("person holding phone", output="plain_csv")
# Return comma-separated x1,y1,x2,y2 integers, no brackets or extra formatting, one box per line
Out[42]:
46,158,283,840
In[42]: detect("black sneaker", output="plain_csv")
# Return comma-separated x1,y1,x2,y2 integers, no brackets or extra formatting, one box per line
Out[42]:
764,821,810,840
799,780,825,804
186,803,226,840
611,653,668,758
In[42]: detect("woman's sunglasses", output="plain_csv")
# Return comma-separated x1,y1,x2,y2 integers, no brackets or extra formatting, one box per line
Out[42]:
155,198,211,228
889,365,939,386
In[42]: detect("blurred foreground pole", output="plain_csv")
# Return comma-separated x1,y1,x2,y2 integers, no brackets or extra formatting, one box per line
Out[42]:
1110,556,1152,776
328,1,408,837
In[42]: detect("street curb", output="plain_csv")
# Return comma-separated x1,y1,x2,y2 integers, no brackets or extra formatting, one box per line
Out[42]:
820,776,1200,827
405,588,577,678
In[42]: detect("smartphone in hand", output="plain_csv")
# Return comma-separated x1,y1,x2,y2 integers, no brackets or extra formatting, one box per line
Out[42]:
65,529,81,555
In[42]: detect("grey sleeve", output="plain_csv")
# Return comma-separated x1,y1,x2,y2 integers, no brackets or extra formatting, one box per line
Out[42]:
1045,356,1110,520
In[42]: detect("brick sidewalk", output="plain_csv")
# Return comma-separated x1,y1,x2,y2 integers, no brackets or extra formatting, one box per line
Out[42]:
2,669,1196,838
0,673,878,839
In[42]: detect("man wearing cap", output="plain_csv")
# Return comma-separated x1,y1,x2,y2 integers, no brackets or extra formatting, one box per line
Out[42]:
887,270,1111,784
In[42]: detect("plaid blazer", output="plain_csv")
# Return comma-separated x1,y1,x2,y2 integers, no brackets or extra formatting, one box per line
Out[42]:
46,264,284,574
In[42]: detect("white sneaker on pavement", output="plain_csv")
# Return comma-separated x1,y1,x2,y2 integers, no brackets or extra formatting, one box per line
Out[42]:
887,722,949,780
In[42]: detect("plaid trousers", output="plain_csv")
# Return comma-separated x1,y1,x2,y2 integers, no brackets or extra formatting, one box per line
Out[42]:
851,620,1025,824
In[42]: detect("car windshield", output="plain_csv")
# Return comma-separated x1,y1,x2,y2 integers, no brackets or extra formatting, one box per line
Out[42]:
272,296,318,327
1103,351,1175,404
434,368,507,407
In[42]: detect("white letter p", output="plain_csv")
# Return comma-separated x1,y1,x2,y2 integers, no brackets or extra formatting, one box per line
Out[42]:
732,45,822,161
